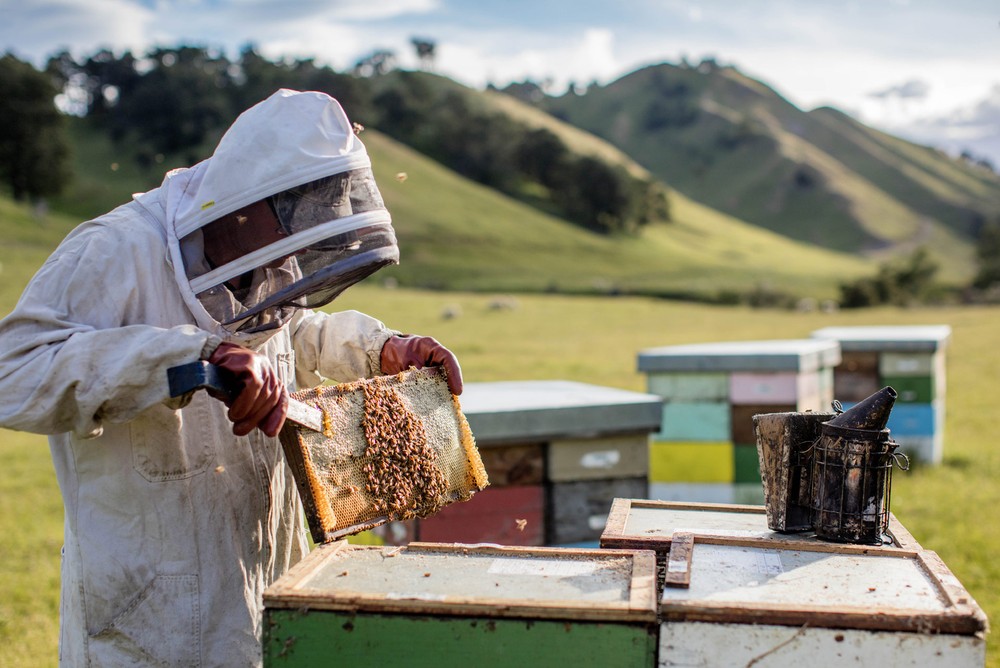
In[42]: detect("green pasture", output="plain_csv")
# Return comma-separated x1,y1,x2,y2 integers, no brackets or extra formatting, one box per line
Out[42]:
0,117,995,664
2,284,997,666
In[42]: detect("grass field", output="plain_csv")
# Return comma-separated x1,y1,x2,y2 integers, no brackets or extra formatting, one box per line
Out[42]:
0,116,995,664
1,284,997,666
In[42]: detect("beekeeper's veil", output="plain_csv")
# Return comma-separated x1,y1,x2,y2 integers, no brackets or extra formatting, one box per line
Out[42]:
162,89,398,340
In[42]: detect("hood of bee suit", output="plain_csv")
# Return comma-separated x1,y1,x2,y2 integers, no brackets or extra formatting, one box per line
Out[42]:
141,89,398,347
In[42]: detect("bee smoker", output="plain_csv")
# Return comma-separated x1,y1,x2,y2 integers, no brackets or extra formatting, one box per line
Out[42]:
754,387,908,545
810,387,907,545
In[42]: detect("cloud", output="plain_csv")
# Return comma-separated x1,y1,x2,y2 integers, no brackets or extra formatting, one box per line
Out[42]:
428,27,623,93
0,0,153,62
867,79,931,101
885,85,1000,166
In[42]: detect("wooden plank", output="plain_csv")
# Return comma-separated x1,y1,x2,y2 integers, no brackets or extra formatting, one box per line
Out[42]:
547,433,649,482
658,401,730,441
647,482,736,505
599,500,921,552
885,402,938,436
646,372,730,401
729,372,800,405
880,351,937,376
880,374,935,403
548,477,648,544
732,444,761,483
663,532,694,588
832,370,882,403
649,441,734,483
476,442,545,486
418,485,545,546
265,609,659,667
839,350,880,375
658,621,986,667
731,404,796,445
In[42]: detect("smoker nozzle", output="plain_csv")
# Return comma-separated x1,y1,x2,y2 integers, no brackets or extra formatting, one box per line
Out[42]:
826,386,897,431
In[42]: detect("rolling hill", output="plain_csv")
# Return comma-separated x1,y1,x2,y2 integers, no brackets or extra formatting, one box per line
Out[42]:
531,61,1000,283
1,117,875,313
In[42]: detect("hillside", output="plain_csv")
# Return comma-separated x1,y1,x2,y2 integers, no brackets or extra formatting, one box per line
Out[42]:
1,121,875,312
535,62,1000,283
347,128,872,300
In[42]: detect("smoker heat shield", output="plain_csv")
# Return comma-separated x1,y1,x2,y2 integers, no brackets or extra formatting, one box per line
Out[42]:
278,367,489,544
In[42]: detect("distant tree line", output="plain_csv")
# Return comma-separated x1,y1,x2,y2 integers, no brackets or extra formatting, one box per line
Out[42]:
8,44,669,235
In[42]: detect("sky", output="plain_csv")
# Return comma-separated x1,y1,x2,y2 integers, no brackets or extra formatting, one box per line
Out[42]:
3,0,999,165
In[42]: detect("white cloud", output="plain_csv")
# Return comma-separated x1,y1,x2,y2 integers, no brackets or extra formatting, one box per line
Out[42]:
428,28,623,92
0,0,153,62
868,80,931,101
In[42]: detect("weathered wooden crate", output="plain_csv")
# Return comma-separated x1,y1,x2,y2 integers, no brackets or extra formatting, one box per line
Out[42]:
657,539,987,667
263,542,659,667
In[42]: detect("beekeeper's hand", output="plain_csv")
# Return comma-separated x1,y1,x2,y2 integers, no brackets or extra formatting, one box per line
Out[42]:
208,342,288,437
381,335,464,395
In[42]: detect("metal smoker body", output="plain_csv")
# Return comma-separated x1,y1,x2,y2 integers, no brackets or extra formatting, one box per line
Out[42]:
754,387,906,545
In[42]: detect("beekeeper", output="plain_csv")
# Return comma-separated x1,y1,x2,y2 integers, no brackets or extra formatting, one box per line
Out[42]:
0,89,462,666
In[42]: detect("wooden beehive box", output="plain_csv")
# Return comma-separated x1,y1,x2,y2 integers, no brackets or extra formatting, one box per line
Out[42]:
263,541,659,667
812,325,951,464
638,339,841,505
657,539,988,666
600,499,921,552
445,380,663,546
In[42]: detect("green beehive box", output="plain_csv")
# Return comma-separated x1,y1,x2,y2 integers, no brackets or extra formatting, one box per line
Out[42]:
880,374,935,403
263,542,658,667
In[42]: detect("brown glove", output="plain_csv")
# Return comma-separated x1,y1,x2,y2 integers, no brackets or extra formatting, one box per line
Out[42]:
380,335,464,395
208,342,288,437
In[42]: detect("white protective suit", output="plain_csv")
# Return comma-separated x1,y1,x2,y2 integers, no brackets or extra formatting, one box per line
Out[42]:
0,90,397,666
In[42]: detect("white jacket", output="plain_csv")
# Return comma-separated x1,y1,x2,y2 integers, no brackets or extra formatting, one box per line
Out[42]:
0,90,396,666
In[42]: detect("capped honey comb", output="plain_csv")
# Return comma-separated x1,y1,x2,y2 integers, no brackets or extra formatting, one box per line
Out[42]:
279,367,489,544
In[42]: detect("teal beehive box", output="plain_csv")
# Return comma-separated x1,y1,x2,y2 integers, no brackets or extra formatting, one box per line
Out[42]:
263,542,658,667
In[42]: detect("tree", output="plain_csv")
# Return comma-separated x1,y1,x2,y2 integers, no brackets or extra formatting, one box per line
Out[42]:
353,50,397,78
120,46,235,160
839,247,940,308
0,53,72,201
411,38,436,70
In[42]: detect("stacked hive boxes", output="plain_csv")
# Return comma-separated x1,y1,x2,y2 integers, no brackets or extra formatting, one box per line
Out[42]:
264,543,659,666
637,340,841,505
812,325,951,464
598,500,987,666
366,380,662,547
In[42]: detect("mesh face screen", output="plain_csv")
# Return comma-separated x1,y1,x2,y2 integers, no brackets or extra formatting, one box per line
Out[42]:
278,368,489,543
